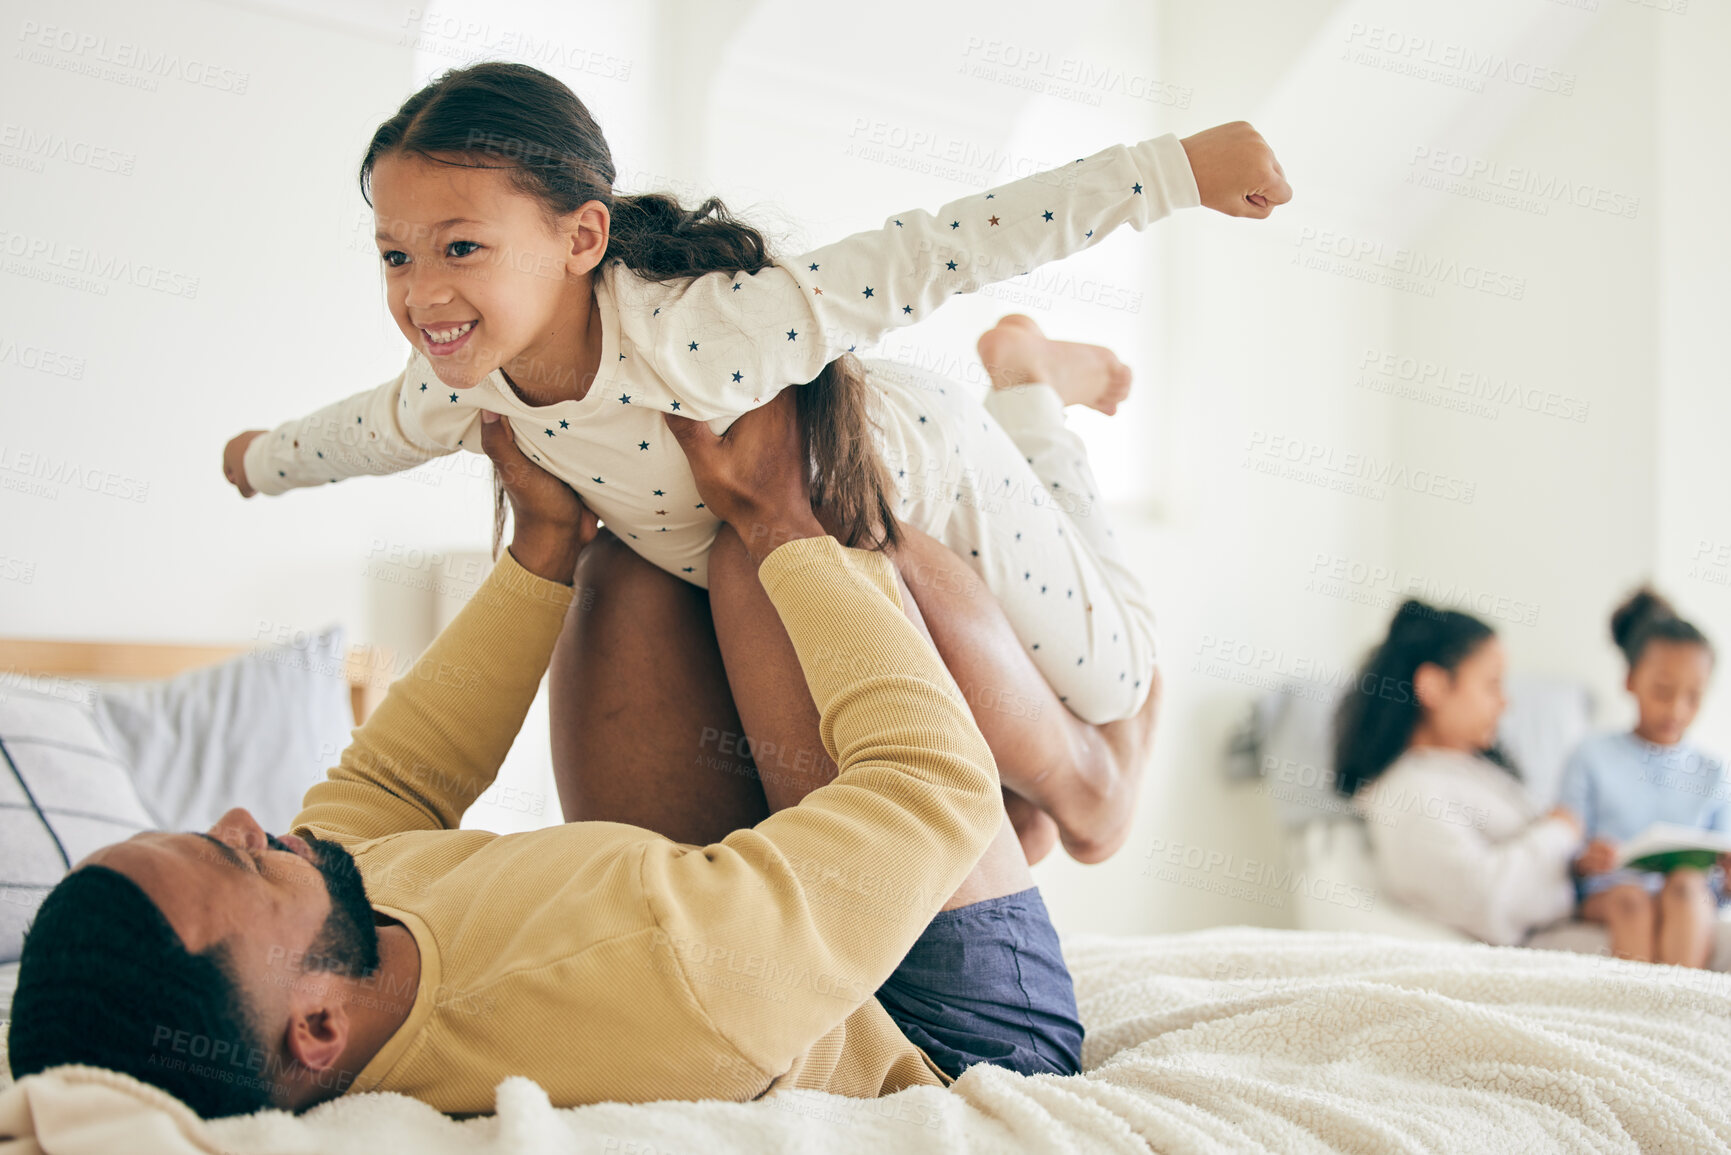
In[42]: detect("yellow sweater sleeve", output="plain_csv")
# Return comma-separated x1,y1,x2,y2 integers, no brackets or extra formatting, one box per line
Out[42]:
640,535,1002,1082
294,548,575,841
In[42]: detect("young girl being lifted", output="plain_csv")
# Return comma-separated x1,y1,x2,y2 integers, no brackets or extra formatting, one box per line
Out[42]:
223,62,1291,865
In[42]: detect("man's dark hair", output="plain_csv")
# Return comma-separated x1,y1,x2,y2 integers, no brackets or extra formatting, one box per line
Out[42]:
6,865,278,1118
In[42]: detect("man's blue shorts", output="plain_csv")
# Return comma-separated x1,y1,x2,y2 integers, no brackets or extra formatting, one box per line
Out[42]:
875,886,1083,1079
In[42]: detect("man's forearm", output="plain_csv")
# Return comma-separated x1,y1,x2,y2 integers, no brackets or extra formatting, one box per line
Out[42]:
650,536,1002,1071
754,536,1000,903
735,510,828,566
508,521,583,586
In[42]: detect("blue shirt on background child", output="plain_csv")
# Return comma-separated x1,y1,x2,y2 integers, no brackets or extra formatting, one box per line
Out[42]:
1558,732,1730,901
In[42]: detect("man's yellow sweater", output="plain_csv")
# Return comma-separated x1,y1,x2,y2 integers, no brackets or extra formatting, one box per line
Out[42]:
290,536,1002,1114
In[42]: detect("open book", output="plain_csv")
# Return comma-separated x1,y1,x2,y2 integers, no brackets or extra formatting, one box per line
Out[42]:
1615,822,1731,873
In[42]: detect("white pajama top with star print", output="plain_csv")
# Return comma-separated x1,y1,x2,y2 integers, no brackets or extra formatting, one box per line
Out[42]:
244,133,1200,588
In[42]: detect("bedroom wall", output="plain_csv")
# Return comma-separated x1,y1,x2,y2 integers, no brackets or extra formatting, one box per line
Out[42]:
0,0,660,654
1384,4,1661,736
2,0,474,649
1375,1,1728,762
2,0,1714,933
0,0,663,832
1040,0,1685,936
1652,0,1731,754
1024,1,1403,935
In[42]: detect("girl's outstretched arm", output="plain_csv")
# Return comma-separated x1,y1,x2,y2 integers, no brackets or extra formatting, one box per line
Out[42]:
619,123,1283,421
237,349,476,496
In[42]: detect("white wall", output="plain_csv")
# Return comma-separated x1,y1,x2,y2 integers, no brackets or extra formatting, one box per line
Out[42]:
0,0,661,831
1036,0,1710,937
1387,2,1660,729
1654,0,1731,748
1034,0,1406,934
3,0,1722,934
1,0,477,657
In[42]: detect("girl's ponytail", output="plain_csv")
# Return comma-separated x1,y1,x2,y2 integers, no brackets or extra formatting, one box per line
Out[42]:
603,194,898,549
798,358,900,551
605,193,772,283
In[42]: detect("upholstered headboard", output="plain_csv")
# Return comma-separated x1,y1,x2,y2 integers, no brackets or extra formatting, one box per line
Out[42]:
1229,673,1597,828
0,637,386,725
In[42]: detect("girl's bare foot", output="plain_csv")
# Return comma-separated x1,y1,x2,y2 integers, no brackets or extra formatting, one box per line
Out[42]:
975,313,1134,415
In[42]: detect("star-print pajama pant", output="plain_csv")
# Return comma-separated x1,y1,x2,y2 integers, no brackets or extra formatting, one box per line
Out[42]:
863,357,1157,726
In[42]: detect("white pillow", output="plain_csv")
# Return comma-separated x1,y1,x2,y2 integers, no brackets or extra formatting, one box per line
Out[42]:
90,626,356,836
0,683,156,963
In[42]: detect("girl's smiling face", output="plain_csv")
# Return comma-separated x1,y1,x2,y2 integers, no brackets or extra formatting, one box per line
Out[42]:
370,151,606,393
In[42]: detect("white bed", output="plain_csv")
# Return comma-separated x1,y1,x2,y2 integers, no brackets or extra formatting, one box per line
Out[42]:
4,642,1729,1152
3,927,1728,1153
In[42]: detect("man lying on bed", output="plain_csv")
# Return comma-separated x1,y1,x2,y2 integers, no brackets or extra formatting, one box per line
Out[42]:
6,391,1087,1119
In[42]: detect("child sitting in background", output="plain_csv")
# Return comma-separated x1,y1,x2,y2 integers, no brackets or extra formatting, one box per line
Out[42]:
1561,587,1729,966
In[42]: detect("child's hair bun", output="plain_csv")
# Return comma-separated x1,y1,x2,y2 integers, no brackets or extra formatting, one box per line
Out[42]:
1609,584,1711,667
1610,585,1673,654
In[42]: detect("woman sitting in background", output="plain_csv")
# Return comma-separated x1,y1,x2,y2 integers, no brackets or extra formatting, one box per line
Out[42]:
1332,600,1581,946
1560,587,1729,967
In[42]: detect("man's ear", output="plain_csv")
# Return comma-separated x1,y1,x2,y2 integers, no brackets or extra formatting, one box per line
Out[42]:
283,990,351,1075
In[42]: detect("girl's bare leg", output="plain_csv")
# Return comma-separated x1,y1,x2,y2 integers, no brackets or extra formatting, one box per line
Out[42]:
1002,791,1061,867
892,524,1160,865
1581,885,1658,963
547,529,769,844
958,316,1163,863
1655,869,1716,968
706,524,1035,909
549,314,1165,868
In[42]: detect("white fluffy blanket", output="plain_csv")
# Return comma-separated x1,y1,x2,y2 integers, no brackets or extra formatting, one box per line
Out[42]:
3,928,1728,1154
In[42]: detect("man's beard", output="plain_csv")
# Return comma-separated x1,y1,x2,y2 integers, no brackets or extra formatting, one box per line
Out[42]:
269,832,382,980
